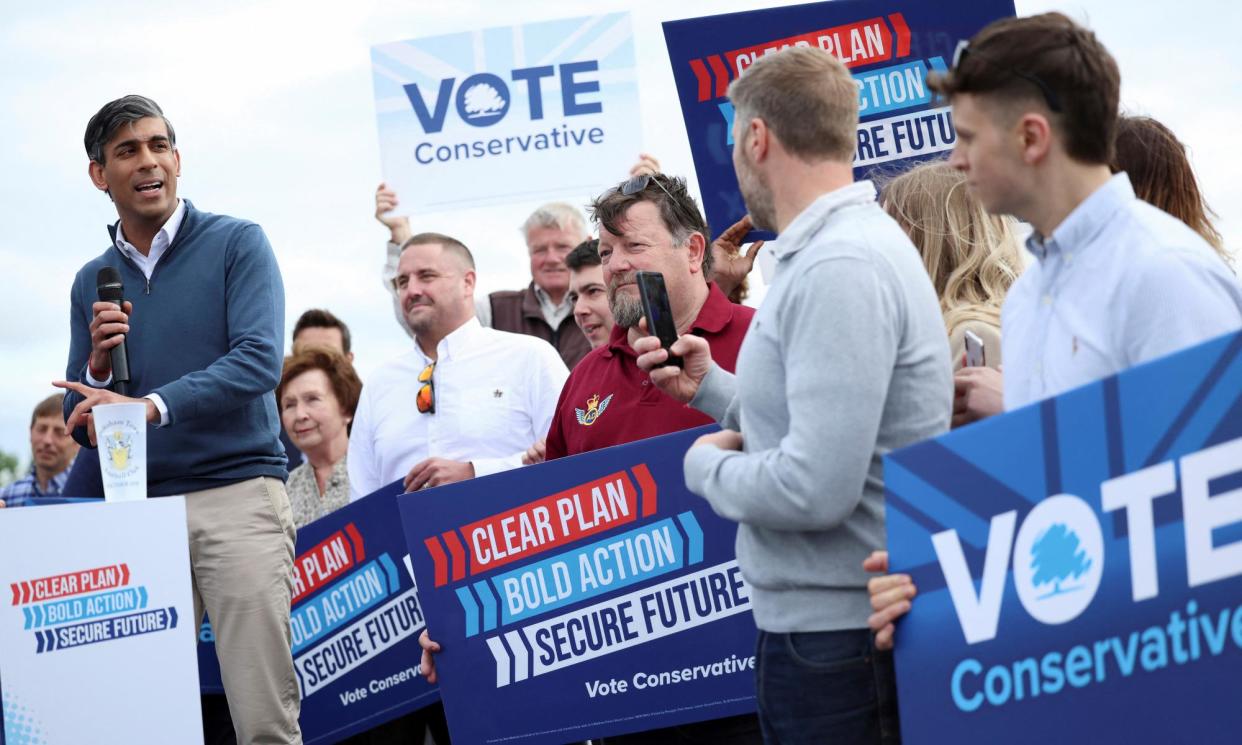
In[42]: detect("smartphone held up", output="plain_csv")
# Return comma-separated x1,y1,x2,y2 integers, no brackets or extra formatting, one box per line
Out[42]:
636,271,683,368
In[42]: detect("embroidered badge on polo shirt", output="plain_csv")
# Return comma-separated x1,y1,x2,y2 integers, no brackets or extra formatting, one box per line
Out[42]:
574,393,614,426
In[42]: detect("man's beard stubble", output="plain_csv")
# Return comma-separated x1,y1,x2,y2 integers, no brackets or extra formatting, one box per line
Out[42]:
737,161,776,233
607,271,644,329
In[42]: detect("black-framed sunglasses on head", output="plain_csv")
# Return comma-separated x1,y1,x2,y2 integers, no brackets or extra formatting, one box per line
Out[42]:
951,39,1063,113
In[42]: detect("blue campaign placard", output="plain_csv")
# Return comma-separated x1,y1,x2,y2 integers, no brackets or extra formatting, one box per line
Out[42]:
400,426,759,744
198,482,437,744
886,332,1242,743
661,0,1014,240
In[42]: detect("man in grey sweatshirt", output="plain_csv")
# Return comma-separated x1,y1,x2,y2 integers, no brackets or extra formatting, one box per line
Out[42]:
637,47,951,744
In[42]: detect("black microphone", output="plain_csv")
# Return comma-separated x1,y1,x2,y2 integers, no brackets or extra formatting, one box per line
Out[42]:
96,267,131,396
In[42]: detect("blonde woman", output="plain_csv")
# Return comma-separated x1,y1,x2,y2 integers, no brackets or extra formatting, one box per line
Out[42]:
881,161,1023,372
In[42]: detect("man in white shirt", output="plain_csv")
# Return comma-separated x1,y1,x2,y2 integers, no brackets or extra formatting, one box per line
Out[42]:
868,11,1242,651
375,186,592,367
347,231,569,500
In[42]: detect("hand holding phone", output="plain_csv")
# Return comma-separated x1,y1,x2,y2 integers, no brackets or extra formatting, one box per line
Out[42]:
636,271,683,368
964,329,986,368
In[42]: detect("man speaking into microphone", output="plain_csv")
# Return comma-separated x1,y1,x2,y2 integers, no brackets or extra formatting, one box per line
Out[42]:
57,95,300,744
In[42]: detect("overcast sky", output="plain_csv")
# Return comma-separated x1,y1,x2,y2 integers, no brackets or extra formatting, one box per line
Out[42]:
1,0,1237,464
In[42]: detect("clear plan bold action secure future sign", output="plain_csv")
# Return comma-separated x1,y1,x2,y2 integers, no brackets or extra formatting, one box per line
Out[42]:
401,425,761,744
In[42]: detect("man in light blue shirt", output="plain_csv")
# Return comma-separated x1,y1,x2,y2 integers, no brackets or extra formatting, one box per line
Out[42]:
1001,173,1242,408
868,12,1242,655
942,12,1241,415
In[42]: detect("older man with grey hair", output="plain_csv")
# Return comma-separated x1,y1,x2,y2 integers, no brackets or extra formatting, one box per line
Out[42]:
376,186,591,367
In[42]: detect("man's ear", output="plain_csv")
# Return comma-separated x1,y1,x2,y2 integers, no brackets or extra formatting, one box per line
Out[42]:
88,160,109,193
463,268,477,295
685,232,707,276
173,147,181,178
746,118,770,164
1017,112,1053,166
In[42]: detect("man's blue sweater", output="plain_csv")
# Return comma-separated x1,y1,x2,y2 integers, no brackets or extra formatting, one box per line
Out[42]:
64,200,288,496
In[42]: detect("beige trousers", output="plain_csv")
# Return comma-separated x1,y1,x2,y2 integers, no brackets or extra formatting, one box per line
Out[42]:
188,476,302,745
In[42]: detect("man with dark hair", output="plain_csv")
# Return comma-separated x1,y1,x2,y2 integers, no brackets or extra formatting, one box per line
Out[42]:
543,173,754,463
292,308,353,360
56,95,300,744
638,46,951,742
936,12,1242,417
0,394,79,507
571,174,762,744
564,238,612,350
348,232,567,499
869,12,1242,659
444,176,760,742
375,185,592,367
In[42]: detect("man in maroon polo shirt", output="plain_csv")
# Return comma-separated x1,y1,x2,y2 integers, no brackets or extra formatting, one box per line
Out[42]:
544,172,760,744
546,174,755,461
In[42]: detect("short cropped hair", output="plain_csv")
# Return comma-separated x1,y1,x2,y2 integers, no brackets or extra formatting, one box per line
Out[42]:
727,46,858,162
928,13,1120,165
401,232,476,271
32,394,65,428
565,239,601,270
276,347,363,427
84,95,176,164
521,203,587,243
591,174,713,276
292,309,352,354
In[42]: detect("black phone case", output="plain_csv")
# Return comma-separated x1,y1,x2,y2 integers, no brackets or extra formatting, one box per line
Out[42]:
636,271,684,368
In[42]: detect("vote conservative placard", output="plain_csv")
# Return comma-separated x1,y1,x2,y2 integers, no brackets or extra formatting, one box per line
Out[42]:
400,426,758,744
662,0,1014,239
198,481,437,744
371,13,641,214
886,331,1242,743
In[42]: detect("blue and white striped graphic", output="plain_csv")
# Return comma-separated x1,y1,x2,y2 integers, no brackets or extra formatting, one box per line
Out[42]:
887,331,1242,745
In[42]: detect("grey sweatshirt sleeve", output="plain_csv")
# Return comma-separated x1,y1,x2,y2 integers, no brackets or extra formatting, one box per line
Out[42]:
690,363,740,429
683,256,897,531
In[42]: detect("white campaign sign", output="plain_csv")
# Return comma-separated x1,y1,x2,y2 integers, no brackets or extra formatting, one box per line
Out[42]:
371,13,642,214
0,499,202,745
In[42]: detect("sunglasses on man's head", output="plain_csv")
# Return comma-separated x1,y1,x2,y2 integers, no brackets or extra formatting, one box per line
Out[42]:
617,173,698,230
951,39,1063,114
620,173,677,200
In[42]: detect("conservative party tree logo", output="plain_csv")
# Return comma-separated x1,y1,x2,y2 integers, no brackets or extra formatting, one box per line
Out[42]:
461,81,509,125
1011,496,1103,625
1030,524,1093,597
9,563,177,654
